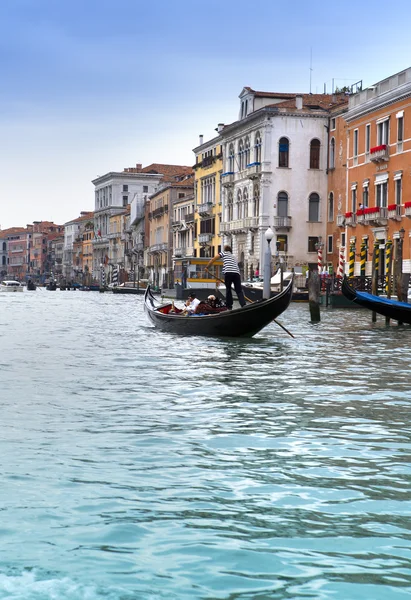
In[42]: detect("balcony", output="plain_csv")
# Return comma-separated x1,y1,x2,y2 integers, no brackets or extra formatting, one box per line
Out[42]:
336,214,345,227
370,144,389,163
197,202,213,217
198,233,213,244
220,217,261,233
387,205,402,221
247,162,261,179
344,212,357,226
152,205,168,219
405,202,411,218
363,207,388,224
149,243,168,253
221,172,234,186
185,212,195,223
273,216,292,230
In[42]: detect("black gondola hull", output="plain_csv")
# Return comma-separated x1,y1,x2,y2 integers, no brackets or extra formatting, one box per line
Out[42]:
341,276,411,324
144,278,293,337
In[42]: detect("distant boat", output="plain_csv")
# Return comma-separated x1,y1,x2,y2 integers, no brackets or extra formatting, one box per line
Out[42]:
26,280,37,291
342,276,411,324
0,280,24,292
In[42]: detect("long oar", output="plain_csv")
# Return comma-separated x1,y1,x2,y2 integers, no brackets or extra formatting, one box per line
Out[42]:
206,269,295,338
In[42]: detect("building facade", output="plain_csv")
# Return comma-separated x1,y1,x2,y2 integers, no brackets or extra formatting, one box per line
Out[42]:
219,87,348,277
335,68,411,276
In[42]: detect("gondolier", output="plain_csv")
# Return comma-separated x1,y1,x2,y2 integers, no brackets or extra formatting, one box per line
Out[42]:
206,245,246,310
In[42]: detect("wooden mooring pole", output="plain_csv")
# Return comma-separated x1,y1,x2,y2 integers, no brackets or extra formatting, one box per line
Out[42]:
371,241,379,323
308,270,321,322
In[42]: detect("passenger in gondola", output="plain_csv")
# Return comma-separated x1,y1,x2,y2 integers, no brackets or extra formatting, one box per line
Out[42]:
182,292,201,315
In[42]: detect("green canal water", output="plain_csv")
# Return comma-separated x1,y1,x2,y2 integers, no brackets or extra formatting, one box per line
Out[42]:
0,290,410,599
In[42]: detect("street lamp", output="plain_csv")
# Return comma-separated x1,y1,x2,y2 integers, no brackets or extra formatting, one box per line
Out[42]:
263,227,274,299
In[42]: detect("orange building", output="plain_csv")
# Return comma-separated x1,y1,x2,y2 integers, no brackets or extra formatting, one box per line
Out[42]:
332,68,411,277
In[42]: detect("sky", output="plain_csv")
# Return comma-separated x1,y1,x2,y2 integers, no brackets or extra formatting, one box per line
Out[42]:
1,0,411,229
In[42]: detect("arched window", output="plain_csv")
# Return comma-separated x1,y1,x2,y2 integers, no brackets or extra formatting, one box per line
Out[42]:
277,191,288,217
253,184,260,217
309,192,320,221
243,188,249,218
328,192,334,222
236,189,243,218
2,242,6,252
254,132,262,163
228,143,235,173
310,139,321,169
244,137,251,167
227,190,234,221
238,139,244,170
329,137,335,169
278,137,289,168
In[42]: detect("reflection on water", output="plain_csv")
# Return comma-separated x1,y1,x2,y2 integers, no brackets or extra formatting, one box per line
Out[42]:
0,291,410,599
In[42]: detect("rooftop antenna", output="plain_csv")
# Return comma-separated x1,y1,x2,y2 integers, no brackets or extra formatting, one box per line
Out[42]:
309,47,313,94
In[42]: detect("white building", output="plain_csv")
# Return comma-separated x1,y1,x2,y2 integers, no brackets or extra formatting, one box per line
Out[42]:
92,164,163,278
219,87,348,276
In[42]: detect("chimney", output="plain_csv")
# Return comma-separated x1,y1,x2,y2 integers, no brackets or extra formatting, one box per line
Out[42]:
199,134,204,145
296,96,303,110
217,123,224,132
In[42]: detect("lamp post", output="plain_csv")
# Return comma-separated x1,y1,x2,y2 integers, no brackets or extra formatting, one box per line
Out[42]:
263,227,274,299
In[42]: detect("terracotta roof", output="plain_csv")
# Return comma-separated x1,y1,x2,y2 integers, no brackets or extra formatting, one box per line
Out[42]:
141,163,193,180
269,93,348,110
244,87,304,98
0,227,27,236
171,175,195,188
66,212,94,225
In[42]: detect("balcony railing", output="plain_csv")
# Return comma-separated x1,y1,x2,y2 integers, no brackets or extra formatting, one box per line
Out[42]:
152,205,168,219
247,162,261,178
198,233,213,244
405,203,411,218
185,212,195,223
197,202,213,216
363,207,388,222
220,217,260,233
345,213,357,226
370,145,389,163
221,172,234,185
336,214,345,227
149,243,168,253
273,216,292,229
387,205,402,220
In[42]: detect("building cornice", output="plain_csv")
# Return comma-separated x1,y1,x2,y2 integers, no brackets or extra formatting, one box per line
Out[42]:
192,134,222,154
345,82,411,123
92,172,162,186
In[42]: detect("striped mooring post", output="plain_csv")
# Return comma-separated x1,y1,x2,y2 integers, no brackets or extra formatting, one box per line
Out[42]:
348,241,355,278
385,239,393,295
360,241,367,277
101,267,106,288
112,265,119,286
337,246,345,278
317,243,323,273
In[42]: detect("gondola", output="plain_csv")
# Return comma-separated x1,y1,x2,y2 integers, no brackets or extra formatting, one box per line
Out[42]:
342,276,411,324
144,277,293,337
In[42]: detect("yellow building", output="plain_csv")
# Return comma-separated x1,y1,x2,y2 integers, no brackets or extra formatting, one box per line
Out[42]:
191,134,224,284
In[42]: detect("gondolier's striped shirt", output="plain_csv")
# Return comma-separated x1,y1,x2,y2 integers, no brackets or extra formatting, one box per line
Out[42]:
219,251,241,275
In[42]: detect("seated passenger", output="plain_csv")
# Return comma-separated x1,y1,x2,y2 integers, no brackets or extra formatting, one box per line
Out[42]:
183,292,201,315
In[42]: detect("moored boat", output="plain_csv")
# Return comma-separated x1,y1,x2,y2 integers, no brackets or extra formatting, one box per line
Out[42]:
144,276,293,337
26,280,37,291
0,280,24,292
342,276,411,324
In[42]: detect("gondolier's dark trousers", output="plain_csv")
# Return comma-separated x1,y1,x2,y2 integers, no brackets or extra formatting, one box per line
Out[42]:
224,272,246,309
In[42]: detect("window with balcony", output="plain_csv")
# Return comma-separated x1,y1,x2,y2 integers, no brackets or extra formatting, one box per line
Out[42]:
228,143,235,172
329,138,335,169
201,175,216,204
227,190,234,221
351,186,357,213
238,139,245,170
277,191,288,217
308,193,320,221
377,118,389,146
376,181,388,208
244,137,251,166
252,183,260,217
236,189,243,218
309,139,320,169
200,218,215,234
328,192,334,222
278,137,289,168
395,176,402,205
362,184,369,208
254,132,262,163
